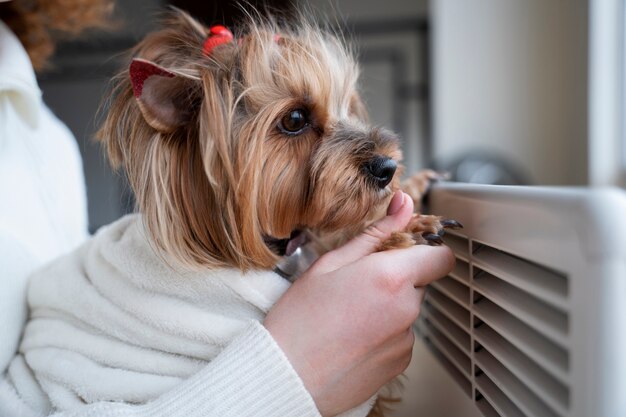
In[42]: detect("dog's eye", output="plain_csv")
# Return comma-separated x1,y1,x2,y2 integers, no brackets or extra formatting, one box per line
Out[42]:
278,109,309,135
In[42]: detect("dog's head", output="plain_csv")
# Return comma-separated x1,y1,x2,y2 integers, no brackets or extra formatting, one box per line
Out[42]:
98,10,403,270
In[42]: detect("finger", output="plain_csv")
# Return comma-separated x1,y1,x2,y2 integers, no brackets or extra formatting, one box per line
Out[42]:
386,190,407,215
313,192,414,273
363,244,455,288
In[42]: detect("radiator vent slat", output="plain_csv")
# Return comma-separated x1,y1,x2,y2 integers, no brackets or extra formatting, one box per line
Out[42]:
430,276,470,307
449,258,470,283
422,302,471,352
422,336,472,398
425,287,470,329
476,397,502,417
474,270,569,348
474,324,569,415
474,298,569,384
475,374,525,417
420,319,472,377
476,350,562,417
473,245,568,311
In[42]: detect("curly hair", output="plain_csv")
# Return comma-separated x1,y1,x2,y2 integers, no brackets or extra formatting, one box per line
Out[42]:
0,0,115,71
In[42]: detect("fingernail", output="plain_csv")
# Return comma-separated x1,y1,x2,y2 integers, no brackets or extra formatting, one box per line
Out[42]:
387,191,405,215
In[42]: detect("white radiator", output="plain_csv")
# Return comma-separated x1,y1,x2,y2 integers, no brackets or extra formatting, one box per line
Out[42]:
411,183,626,417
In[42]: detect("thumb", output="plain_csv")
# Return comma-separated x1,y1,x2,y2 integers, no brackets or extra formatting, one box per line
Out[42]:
312,191,414,273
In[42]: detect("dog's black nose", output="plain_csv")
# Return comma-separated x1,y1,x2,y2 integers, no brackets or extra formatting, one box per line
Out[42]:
365,156,397,188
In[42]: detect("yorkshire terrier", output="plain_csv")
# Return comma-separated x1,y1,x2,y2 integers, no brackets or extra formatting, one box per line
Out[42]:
101,11,458,270
8,9,461,417
100,9,461,416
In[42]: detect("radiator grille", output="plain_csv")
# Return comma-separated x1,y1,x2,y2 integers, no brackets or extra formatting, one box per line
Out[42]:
416,232,570,417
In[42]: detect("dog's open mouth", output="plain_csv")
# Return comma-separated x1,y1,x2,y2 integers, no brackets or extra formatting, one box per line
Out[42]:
264,229,309,257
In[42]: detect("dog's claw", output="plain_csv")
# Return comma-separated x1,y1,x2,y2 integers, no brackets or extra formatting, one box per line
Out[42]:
441,219,463,229
423,233,444,245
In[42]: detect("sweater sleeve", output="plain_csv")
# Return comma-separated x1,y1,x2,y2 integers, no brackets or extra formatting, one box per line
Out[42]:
45,322,322,417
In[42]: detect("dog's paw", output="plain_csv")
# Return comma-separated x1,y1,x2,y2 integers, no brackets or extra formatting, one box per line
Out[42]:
401,170,449,211
377,215,462,251
408,214,462,246
377,231,416,251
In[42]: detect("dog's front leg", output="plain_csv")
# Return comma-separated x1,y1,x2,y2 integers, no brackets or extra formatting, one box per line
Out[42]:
377,214,462,252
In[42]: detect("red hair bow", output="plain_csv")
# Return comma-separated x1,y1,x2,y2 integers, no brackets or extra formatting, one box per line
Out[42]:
203,25,234,56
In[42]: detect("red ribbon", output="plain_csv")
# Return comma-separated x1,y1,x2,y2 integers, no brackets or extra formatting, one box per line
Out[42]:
202,25,234,56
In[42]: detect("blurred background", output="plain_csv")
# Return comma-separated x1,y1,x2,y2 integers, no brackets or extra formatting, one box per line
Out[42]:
38,0,596,233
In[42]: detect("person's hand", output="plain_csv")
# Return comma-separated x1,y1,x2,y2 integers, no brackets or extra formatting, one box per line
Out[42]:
264,191,455,416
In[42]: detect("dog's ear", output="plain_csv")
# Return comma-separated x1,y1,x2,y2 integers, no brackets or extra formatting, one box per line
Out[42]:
129,58,198,133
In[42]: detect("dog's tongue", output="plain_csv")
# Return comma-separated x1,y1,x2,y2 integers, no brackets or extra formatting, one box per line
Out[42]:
285,230,308,257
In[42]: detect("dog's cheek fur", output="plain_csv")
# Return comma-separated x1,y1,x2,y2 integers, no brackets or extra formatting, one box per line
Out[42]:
307,148,373,233
256,132,317,238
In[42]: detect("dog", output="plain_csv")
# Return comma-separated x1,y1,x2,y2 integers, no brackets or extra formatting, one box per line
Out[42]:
1,9,460,417
102,10,458,270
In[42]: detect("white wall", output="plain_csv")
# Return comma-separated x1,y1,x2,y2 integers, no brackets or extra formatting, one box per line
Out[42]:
588,0,625,187
432,0,589,185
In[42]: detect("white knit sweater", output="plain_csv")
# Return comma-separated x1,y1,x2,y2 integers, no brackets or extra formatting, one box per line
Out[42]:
0,215,374,417
0,20,89,379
